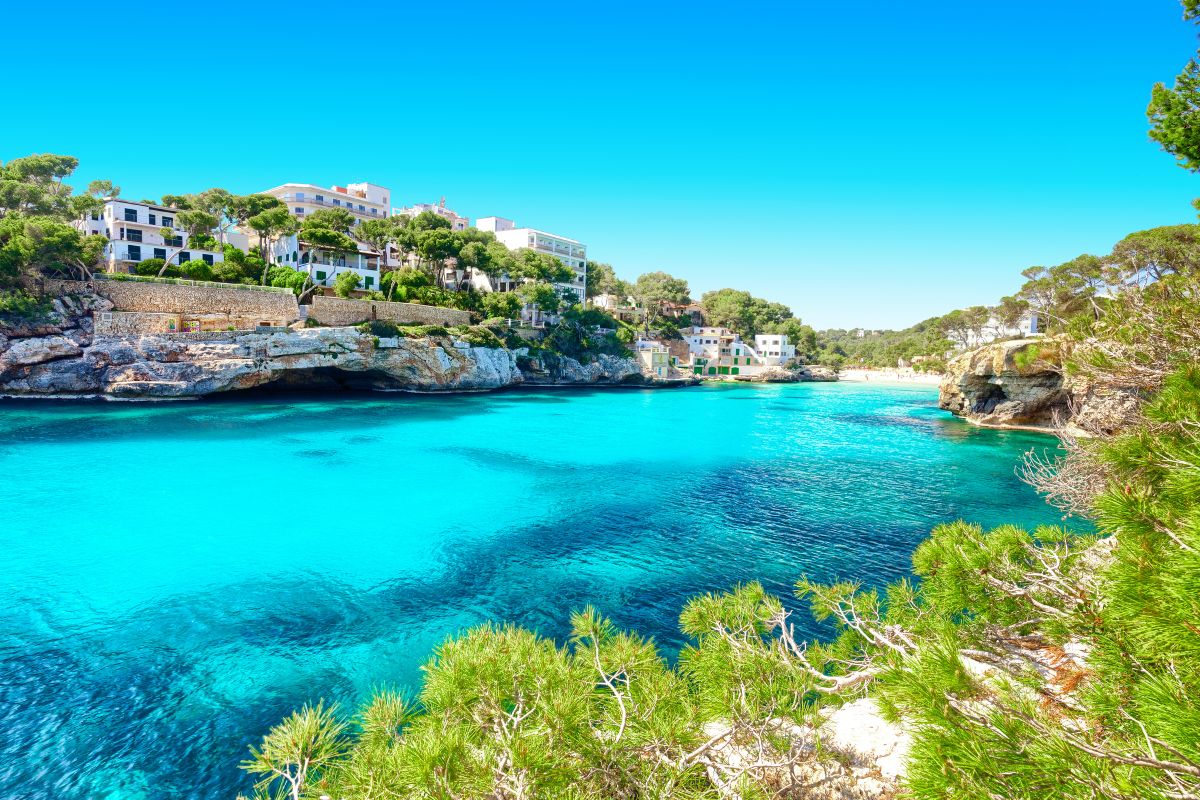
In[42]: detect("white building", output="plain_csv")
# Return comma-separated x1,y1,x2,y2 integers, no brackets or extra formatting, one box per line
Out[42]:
753,334,797,366
75,199,224,274
393,199,469,231
634,339,672,378
963,313,1043,349
255,181,392,292
682,327,796,378
475,216,587,304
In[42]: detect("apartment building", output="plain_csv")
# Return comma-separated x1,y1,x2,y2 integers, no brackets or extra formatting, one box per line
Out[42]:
475,216,587,303
255,181,392,292
75,199,224,273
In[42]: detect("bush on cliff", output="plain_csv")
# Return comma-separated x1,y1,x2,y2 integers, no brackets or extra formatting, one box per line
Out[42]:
0,289,52,320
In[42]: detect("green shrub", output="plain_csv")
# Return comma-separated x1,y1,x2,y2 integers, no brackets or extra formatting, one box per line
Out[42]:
0,289,52,320
266,266,308,295
134,258,166,277
456,326,504,349
366,320,400,338
334,270,362,298
211,262,243,284
179,259,213,281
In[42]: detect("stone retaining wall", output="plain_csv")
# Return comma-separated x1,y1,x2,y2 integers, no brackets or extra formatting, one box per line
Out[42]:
44,279,300,324
309,295,470,327
95,311,182,335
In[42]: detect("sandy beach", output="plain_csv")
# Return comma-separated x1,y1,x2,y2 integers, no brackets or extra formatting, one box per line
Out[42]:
838,368,943,386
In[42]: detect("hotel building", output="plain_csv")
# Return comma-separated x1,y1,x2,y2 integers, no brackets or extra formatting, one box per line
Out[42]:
255,182,392,292
475,216,587,303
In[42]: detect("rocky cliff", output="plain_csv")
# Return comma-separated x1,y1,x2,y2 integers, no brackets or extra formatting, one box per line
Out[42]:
0,296,664,399
938,338,1140,433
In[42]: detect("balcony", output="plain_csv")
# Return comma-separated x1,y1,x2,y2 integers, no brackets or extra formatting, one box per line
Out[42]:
283,195,382,215
112,215,183,230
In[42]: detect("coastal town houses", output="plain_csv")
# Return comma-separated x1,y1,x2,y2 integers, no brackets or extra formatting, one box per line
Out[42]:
475,216,587,304
682,326,797,377
75,199,225,274
254,181,392,292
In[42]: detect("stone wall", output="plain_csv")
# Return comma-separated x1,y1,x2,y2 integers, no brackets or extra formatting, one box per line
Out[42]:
95,311,182,335
44,279,300,324
309,295,471,327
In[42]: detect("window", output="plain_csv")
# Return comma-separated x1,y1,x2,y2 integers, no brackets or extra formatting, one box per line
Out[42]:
178,251,190,263
201,254,214,266
292,251,298,261
358,204,365,211
126,229,142,242
161,216,173,228
332,199,341,206
315,271,326,280
153,248,166,260
124,208,138,222
364,276,374,287
370,208,377,215
148,213,156,225
294,207,304,214
127,245,141,261
315,194,324,202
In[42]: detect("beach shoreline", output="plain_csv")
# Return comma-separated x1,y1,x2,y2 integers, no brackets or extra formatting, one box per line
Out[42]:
837,368,943,386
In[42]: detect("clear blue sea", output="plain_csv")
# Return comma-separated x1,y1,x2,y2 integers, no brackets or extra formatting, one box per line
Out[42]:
0,382,1077,799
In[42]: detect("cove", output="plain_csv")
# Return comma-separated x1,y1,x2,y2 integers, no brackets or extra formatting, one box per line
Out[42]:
0,382,1079,799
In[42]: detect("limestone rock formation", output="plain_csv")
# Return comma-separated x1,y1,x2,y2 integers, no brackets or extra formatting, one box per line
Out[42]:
939,338,1070,428
0,321,662,399
797,365,839,382
938,337,1142,433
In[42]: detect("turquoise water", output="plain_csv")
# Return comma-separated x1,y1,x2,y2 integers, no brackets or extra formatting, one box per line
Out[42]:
0,382,1075,799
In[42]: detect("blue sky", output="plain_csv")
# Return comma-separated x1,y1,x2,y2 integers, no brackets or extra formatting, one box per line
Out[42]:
2,1,1196,328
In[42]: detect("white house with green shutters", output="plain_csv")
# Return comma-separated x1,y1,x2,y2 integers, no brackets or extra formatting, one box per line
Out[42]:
682,327,798,377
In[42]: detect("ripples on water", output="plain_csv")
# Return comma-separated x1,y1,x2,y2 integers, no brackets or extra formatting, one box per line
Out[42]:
0,382,1079,799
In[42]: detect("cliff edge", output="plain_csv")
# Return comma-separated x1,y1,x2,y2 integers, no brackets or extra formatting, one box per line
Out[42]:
938,338,1140,433
0,296,664,399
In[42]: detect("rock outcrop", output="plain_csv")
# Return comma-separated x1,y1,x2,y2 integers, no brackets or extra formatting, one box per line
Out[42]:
0,298,673,399
938,339,1069,428
939,338,1141,433
797,365,839,382
703,698,910,799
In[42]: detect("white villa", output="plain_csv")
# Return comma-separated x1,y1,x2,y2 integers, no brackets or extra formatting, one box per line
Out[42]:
475,216,587,303
753,334,797,366
256,181,392,292
75,199,225,274
963,313,1043,349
